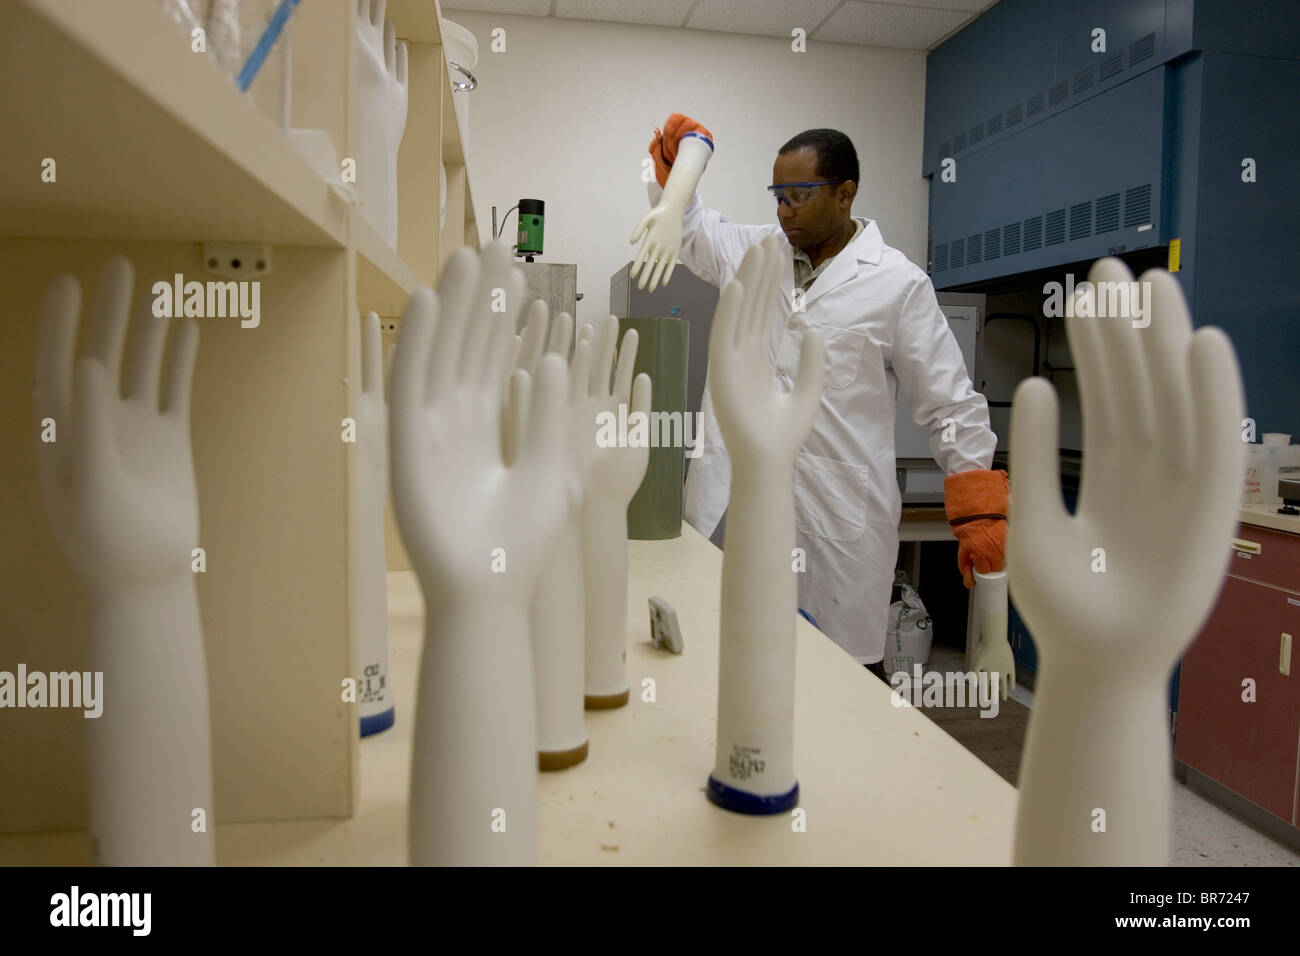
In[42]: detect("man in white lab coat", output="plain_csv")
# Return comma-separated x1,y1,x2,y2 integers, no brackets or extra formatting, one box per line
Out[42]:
646,120,1007,666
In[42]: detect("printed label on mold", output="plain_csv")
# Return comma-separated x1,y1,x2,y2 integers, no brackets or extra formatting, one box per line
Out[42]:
729,745,765,781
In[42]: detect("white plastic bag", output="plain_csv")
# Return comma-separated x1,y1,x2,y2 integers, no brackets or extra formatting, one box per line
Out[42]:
881,572,932,680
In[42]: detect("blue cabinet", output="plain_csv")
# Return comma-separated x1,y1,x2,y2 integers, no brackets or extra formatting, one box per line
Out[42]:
924,0,1300,443
929,65,1166,288
925,0,1171,287
1168,50,1300,440
923,0,1168,180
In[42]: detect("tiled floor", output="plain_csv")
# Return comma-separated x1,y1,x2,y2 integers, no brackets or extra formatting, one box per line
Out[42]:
923,644,1300,866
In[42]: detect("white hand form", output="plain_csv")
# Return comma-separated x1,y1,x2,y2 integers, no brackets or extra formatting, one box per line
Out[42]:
710,236,824,472
33,255,212,866
35,256,200,594
390,242,568,606
582,315,652,507
629,133,713,293
579,316,652,705
539,312,593,515
355,0,409,246
525,313,593,765
356,310,393,728
971,569,1014,701
628,204,683,294
1009,257,1244,865
972,638,1015,702
706,236,824,810
500,297,549,464
393,241,572,865
358,310,388,489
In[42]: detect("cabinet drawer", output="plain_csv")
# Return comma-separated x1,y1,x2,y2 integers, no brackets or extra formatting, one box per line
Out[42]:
1176,576,1300,824
1228,524,1300,593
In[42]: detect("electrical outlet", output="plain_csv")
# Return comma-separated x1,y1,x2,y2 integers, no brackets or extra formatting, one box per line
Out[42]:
379,319,400,334
202,243,273,279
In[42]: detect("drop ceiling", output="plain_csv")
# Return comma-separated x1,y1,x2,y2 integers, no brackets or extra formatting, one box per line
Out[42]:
442,0,1000,51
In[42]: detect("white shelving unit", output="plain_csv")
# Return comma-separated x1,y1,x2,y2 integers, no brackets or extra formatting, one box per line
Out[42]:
0,0,476,834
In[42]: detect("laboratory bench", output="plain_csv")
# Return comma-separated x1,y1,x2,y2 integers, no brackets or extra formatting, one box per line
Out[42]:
0,524,1016,866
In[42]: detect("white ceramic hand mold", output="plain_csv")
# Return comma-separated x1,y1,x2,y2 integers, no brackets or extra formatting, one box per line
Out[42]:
580,316,652,709
704,236,824,814
355,0,409,248
356,310,393,735
393,242,572,865
1009,258,1244,865
34,256,214,865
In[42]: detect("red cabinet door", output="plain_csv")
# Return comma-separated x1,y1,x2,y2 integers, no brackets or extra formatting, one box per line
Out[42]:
1176,575,1300,824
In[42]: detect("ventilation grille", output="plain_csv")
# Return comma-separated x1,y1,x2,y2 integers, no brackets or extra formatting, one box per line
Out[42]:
936,32,1149,163
1095,193,1120,232
1045,209,1066,245
1129,32,1155,67
1125,184,1151,226
931,184,1153,273
983,227,1000,260
1002,221,1021,256
1023,216,1043,251
1069,201,1092,241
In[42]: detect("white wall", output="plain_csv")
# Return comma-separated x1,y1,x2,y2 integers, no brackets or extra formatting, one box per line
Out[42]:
443,10,931,328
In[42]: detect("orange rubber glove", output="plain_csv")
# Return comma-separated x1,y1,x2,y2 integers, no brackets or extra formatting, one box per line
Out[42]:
648,113,714,189
944,468,1009,589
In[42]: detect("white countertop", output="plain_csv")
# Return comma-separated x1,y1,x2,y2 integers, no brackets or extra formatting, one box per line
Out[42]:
1,524,1016,866
1239,502,1300,535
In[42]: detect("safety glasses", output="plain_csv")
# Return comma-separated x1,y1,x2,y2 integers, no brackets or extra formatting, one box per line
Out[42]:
767,180,845,207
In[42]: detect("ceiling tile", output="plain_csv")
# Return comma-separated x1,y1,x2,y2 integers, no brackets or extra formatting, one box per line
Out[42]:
875,0,993,13
442,0,553,16
442,0,996,48
686,0,844,40
556,0,697,28
813,1,973,49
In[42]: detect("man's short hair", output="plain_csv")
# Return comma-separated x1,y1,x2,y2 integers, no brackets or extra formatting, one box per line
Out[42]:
778,129,859,185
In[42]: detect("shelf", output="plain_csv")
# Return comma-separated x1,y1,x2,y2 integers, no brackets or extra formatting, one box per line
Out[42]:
388,0,445,45
0,0,485,838
442,81,470,166
354,213,420,318
464,163,479,236
2,0,348,246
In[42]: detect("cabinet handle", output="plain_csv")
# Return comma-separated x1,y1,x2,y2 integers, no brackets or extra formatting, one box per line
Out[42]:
1232,538,1262,555
1282,633,1293,677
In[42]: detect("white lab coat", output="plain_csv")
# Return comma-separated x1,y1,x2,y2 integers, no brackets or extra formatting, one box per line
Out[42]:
653,183,996,663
